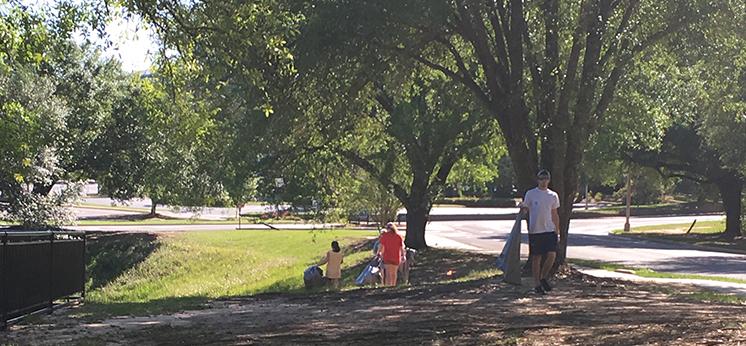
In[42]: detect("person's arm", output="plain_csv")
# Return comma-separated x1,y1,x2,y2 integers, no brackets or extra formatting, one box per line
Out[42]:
552,193,561,236
378,243,385,258
319,252,328,265
551,208,560,236
520,192,530,215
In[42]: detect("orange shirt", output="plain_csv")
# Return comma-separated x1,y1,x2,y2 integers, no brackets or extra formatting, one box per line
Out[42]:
380,231,403,265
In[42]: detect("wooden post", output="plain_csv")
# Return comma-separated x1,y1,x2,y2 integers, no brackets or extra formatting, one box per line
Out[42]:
237,206,242,230
82,233,86,299
1,233,7,330
48,232,54,313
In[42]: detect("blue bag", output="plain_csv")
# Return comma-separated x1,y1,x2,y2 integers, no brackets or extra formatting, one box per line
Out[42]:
495,213,523,284
355,256,382,286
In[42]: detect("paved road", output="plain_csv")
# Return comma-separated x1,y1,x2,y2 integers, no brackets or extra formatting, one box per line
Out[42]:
426,214,746,280
76,196,606,220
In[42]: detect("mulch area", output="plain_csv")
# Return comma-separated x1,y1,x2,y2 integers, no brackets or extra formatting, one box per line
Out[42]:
3,268,745,345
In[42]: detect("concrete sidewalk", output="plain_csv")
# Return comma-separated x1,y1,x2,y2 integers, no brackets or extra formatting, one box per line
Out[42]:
577,266,746,297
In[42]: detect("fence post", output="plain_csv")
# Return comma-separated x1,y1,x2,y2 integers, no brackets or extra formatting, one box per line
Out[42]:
48,232,54,313
1,232,7,330
82,232,86,299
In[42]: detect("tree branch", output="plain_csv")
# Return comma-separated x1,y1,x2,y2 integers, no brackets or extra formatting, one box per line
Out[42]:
598,0,639,70
338,149,409,203
408,50,492,108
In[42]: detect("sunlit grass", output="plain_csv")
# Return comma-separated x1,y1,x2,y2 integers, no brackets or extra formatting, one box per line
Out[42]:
89,230,376,303
610,219,745,252
618,220,725,234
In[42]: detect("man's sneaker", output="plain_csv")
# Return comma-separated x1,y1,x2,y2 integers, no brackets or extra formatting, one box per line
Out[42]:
541,279,553,292
534,285,546,295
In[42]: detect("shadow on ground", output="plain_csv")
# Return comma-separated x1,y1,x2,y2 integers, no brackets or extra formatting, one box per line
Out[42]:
85,231,160,290
79,213,180,221
78,296,209,320
7,268,744,345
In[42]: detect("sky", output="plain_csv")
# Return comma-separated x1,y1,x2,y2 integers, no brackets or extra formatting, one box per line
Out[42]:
23,0,157,72
92,11,157,72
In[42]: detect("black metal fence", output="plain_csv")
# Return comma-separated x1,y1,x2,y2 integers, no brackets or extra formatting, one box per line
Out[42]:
1,230,86,329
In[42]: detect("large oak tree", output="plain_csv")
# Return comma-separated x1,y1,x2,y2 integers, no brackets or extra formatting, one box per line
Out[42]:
307,0,723,259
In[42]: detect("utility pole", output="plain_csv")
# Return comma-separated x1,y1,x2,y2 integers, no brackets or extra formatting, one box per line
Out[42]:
624,173,632,232
237,205,242,230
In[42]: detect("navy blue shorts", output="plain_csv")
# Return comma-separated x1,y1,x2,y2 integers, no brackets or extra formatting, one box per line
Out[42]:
528,232,558,255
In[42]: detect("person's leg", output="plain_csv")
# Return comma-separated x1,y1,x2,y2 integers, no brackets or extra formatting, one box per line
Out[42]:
383,265,392,286
531,254,543,287
541,251,556,280
390,264,399,286
385,264,399,286
388,265,396,286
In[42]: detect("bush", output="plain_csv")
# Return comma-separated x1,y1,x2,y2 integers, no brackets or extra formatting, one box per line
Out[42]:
612,168,674,205
0,148,81,229
4,183,81,229
339,173,401,226
593,192,604,202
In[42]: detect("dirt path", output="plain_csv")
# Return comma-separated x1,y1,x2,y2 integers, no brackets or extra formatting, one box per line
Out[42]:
4,269,745,345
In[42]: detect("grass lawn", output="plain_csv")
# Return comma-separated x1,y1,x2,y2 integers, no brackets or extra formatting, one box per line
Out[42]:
582,201,723,216
610,219,746,253
85,230,377,316
622,219,725,234
82,230,500,318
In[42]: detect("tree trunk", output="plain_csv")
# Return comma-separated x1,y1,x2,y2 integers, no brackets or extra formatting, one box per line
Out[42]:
149,200,158,217
717,177,743,239
505,142,538,195
404,204,428,250
555,181,576,265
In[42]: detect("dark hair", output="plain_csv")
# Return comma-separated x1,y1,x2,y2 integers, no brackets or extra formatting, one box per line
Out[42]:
331,241,341,253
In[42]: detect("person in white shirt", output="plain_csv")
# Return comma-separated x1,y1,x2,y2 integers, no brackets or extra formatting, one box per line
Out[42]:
520,169,560,295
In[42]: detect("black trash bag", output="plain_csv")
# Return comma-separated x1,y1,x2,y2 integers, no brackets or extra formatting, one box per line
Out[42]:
303,265,326,289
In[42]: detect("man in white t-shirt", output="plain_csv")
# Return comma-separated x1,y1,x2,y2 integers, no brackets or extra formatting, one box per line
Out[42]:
521,169,560,295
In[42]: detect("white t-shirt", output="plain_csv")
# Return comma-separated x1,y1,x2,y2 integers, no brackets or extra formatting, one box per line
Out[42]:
523,187,560,234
